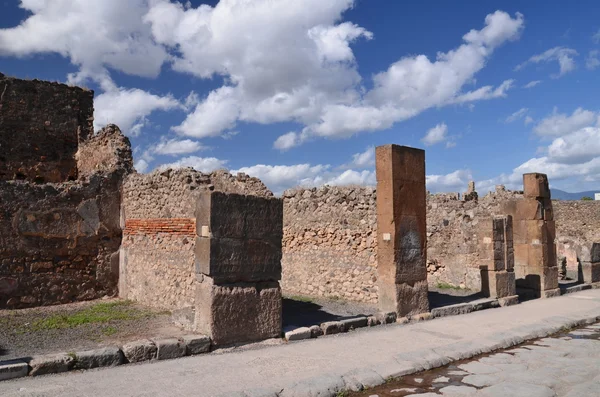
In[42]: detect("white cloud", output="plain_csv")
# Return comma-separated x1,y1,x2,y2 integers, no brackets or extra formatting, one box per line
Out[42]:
524,116,534,125
349,146,375,168
586,50,600,70
515,47,578,78
94,86,180,136
546,127,600,164
152,138,205,156
593,29,600,44
0,0,169,86
523,80,541,89
505,108,529,123
134,159,149,173
422,123,449,146
426,170,473,193
233,164,331,194
533,107,597,137
159,156,228,173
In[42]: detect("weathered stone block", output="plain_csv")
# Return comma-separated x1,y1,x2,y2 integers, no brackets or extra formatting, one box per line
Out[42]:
526,220,555,244
194,278,282,346
0,359,28,381
514,243,529,268
340,316,368,331
515,199,543,221
195,191,283,241
581,262,600,283
73,347,123,370
523,173,550,199
181,334,211,355
29,353,74,376
498,295,519,307
485,271,516,298
155,338,186,360
320,321,343,335
310,325,324,338
121,339,157,363
528,243,557,268
285,327,312,341
512,220,528,245
395,280,429,318
195,236,282,283
518,266,559,291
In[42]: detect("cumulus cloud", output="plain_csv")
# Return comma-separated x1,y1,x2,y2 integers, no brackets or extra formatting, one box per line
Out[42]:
422,123,449,146
515,47,578,78
586,50,600,70
523,80,541,89
159,156,228,173
348,146,375,168
94,87,181,136
533,107,597,137
151,138,205,156
0,0,169,86
233,164,332,194
427,169,473,193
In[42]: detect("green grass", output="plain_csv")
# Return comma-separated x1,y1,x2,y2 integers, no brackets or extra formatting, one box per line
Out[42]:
29,300,155,331
436,282,463,290
102,326,118,336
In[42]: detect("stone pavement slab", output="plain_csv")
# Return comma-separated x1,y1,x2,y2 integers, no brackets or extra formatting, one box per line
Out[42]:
2,289,600,396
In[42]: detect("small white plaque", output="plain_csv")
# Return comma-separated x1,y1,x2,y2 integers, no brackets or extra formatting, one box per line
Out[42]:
201,225,210,237
383,233,391,241
483,237,492,244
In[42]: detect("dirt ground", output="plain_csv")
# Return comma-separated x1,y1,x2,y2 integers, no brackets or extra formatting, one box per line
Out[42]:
0,299,186,360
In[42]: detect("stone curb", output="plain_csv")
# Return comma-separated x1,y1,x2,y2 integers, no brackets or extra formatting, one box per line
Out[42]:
265,313,600,397
0,334,211,382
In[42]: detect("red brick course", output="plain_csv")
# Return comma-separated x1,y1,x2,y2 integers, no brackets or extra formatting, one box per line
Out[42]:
124,218,196,236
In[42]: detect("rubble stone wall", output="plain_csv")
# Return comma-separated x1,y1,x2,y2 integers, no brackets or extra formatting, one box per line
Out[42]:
120,168,273,311
281,186,378,303
0,174,123,309
0,72,94,183
77,124,133,179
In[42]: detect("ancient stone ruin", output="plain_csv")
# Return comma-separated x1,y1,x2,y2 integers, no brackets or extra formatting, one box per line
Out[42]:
2,73,600,346
0,73,133,309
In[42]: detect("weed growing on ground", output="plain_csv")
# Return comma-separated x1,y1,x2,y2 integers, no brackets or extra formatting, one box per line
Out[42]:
28,300,155,331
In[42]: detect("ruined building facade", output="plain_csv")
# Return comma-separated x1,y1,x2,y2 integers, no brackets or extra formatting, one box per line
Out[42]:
0,73,133,309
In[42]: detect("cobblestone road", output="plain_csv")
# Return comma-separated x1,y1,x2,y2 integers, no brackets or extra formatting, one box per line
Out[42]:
353,323,600,397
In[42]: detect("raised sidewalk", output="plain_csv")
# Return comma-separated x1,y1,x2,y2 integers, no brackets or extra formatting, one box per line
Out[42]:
2,289,600,397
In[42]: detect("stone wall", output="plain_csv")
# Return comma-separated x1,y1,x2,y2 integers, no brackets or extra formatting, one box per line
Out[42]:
0,173,123,308
77,124,133,179
281,186,378,303
0,72,94,183
120,168,273,312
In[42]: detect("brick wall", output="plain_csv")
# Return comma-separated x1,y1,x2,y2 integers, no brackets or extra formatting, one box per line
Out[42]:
0,72,94,183
124,219,196,236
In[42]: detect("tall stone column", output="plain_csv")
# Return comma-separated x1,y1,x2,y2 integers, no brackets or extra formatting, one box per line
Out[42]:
375,144,429,317
194,191,283,345
581,242,600,284
507,173,559,298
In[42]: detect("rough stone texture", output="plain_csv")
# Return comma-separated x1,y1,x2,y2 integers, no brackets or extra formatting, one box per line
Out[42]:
0,359,28,381
73,347,123,370
375,144,429,317
181,335,211,355
28,353,74,376
284,327,312,341
76,124,133,179
121,339,157,363
120,168,275,312
0,173,125,308
281,185,377,303
193,278,282,346
320,321,343,335
479,216,517,299
0,73,94,183
155,338,186,360
195,191,283,283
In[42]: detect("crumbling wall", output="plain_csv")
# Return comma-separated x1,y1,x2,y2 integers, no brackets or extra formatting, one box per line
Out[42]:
281,186,378,303
0,72,94,183
0,174,123,308
120,168,273,311
77,124,133,179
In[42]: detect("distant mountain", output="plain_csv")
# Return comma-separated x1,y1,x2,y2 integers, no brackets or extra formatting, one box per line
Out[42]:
551,189,599,200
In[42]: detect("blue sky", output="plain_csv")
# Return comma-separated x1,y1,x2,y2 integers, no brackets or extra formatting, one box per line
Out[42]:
1,0,600,195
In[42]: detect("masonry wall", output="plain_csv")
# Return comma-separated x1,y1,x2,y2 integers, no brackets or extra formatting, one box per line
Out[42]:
281,186,378,303
0,174,123,308
0,72,94,183
119,168,273,311
281,184,600,302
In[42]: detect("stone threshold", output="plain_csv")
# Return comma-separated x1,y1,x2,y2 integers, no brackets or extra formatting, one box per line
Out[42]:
0,334,210,382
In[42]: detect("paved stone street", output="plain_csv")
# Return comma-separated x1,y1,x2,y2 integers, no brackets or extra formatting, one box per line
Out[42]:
1,289,600,397
353,323,600,397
